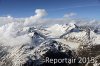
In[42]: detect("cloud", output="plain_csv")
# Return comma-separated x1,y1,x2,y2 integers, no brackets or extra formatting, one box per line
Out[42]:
0,16,14,26
64,12,77,18
24,9,47,26
0,21,32,46
35,9,47,18
0,9,99,28
0,9,86,29
7,15,13,19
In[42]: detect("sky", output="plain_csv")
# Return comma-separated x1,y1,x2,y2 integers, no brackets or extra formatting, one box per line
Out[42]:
0,0,100,20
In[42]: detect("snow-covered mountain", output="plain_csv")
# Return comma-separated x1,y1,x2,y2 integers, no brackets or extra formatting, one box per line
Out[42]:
0,21,100,66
